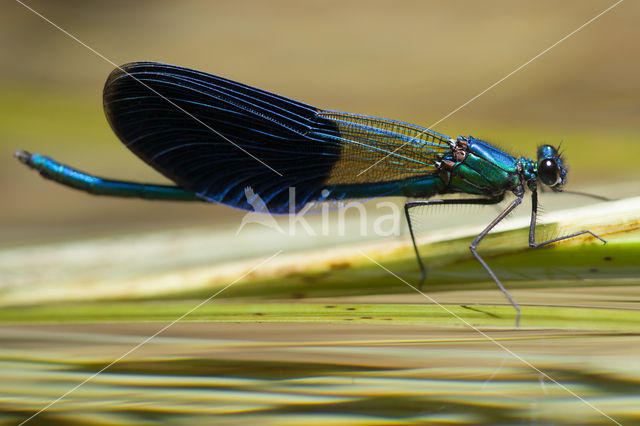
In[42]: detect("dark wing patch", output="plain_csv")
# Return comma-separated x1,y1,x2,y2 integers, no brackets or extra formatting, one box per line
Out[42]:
104,62,451,212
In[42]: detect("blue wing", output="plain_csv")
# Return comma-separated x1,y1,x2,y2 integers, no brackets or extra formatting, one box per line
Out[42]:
103,62,452,213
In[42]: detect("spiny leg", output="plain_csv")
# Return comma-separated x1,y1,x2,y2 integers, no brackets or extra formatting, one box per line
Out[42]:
404,195,504,289
528,184,607,248
467,187,607,327
469,195,524,326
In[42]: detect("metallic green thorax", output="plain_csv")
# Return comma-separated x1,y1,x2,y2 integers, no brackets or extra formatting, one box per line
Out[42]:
442,136,521,197
329,136,532,200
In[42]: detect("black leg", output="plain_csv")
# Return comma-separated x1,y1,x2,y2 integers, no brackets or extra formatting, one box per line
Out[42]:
469,195,524,326
528,186,607,248
404,195,504,289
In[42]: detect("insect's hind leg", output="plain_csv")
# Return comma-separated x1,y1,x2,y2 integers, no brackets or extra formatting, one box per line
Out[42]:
404,195,504,290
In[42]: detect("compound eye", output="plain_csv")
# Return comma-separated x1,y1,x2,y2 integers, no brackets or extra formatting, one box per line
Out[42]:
538,158,561,186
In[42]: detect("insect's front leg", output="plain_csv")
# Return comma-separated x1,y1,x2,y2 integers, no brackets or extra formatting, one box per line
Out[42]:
404,195,504,289
528,185,606,248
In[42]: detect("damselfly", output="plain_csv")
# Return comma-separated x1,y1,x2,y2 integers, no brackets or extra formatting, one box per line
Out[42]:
15,62,606,324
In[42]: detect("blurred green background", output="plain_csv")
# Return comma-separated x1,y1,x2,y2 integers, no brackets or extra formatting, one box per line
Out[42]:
1,0,638,246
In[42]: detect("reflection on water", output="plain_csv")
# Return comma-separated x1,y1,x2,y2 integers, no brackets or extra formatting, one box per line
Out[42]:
1,322,639,425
